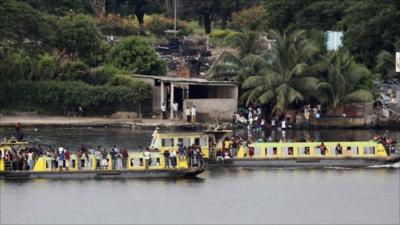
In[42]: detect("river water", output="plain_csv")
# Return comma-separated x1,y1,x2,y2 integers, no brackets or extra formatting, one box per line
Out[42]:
1,127,399,224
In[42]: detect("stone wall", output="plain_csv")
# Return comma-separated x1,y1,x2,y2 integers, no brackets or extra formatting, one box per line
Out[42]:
183,98,237,121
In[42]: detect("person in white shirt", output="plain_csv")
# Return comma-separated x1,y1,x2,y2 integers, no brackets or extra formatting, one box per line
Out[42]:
161,103,167,119
143,149,151,169
191,105,197,123
185,106,191,123
172,102,179,119
281,119,286,130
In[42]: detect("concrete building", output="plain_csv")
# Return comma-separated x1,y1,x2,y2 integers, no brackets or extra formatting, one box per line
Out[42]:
132,75,238,121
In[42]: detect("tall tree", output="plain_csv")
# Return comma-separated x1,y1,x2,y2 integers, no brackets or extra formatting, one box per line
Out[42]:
0,0,54,48
241,30,321,116
340,0,400,68
315,50,373,114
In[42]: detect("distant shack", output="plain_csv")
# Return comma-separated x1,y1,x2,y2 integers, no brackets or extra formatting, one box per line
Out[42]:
132,75,238,121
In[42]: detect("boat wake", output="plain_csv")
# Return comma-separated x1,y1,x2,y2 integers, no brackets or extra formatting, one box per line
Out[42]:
368,162,400,168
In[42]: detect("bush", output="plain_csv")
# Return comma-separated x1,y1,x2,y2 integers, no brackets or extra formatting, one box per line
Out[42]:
229,6,266,31
209,29,238,47
0,80,152,115
56,60,90,82
108,36,167,75
56,14,105,65
144,14,192,37
96,14,138,36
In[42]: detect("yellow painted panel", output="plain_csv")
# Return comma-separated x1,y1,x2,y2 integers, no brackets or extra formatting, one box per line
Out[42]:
0,160,4,171
33,157,46,171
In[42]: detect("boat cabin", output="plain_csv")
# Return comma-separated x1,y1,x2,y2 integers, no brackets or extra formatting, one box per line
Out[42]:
237,141,388,159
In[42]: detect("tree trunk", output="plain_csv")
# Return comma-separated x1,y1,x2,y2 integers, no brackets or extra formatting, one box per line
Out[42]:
135,4,145,35
203,13,211,34
221,17,227,30
90,0,106,18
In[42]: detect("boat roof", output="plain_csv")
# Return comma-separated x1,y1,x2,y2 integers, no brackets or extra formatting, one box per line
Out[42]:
250,141,380,146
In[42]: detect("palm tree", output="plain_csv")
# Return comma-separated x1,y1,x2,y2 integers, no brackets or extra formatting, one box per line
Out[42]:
241,30,321,116
223,31,264,58
315,50,373,114
207,52,267,83
207,31,267,83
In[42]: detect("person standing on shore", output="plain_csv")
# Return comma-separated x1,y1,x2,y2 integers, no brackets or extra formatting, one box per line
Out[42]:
191,105,197,123
173,102,179,119
161,103,167,119
185,106,191,123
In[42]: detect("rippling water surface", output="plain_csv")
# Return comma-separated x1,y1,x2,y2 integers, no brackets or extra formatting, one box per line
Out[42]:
1,127,399,224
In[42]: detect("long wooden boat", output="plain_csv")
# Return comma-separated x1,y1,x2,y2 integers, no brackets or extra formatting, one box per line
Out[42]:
216,141,400,168
0,140,204,179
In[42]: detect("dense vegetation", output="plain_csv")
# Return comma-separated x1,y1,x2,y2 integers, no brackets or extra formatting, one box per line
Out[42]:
0,0,398,116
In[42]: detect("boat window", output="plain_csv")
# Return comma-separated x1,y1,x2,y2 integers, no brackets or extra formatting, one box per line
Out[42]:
298,146,305,156
273,147,277,155
363,146,375,155
194,138,200,145
304,147,310,155
162,138,174,147
130,158,137,167
288,147,294,155
347,146,359,155
254,147,261,155
282,147,293,156
265,147,274,156
177,138,190,147
200,137,208,147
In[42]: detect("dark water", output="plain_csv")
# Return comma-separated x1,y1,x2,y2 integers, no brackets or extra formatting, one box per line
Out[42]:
1,127,399,224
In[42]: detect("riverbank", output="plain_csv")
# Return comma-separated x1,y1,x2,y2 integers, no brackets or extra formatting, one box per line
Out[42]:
0,115,200,129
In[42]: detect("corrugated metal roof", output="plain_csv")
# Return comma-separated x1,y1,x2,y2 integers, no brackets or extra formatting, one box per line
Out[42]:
132,74,238,86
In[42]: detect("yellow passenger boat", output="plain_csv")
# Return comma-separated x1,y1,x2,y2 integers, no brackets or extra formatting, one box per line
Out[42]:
0,139,204,179
149,130,400,168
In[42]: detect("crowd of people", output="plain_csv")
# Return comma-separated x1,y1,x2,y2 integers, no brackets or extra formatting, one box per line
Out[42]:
0,142,205,171
373,134,397,154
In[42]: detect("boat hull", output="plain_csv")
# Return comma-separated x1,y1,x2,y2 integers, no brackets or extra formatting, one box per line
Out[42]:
208,156,400,168
0,168,205,179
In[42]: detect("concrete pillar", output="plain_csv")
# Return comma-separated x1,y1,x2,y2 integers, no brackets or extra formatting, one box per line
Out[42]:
170,82,174,119
160,81,165,118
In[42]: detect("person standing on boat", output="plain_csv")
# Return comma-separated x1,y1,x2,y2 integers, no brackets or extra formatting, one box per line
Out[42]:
163,149,170,168
171,150,177,168
59,147,65,170
121,148,128,169
95,146,102,169
64,148,70,170
191,105,197,123
111,145,118,169
144,148,151,169
161,103,167,119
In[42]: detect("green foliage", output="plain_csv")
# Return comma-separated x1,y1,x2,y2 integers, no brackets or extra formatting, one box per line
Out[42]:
87,65,127,85
108,36,167,75
340,1,400,68
0,0,54,48
32,53,58,80
224,31,265,58
96,14,138,36
55,14,105,65
315,50,373,113
241,30,323,116
0,48,34,81
24,0,93,16
56,60,90,82
209,29,238,47
144,14,192,37
375,50,399,82
0,80,152,115
229,6,266,31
